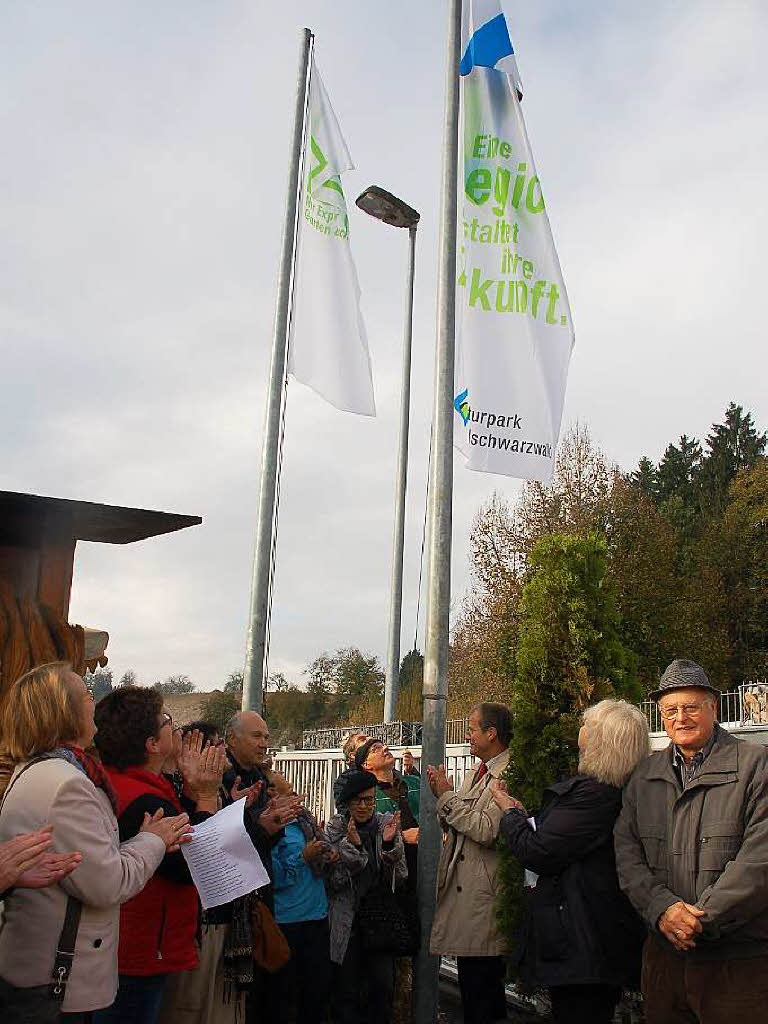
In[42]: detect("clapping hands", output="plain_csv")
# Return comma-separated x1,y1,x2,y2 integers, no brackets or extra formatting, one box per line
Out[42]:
427,765,454,798
230,777,264,809
257,792,304,836
0,827,82,892
489,778,525,813
382,811,401,844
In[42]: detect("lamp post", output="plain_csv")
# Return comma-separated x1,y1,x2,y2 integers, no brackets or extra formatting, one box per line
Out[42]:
355,186,420,724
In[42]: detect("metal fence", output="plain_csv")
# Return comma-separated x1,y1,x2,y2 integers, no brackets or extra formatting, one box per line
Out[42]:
301,720,423,751
302,681,768,753
272,742,476,824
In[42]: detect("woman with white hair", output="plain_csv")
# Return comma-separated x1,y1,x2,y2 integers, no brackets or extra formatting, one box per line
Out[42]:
491,699,650,1024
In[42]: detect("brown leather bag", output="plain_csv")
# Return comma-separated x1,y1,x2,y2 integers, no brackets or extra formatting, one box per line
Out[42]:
251,899,291,973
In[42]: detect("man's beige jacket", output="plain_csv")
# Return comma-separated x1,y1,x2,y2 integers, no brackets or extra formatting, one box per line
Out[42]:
430,749,510,957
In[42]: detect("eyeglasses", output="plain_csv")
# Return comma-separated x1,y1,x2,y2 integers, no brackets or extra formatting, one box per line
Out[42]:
350,795,376,806
659,702,712,721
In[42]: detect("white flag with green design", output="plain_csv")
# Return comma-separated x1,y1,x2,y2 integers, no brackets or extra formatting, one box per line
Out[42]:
454,8,574,481
288,59,375,417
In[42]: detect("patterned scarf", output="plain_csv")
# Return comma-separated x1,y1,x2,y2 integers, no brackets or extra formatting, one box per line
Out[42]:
53,744,119,814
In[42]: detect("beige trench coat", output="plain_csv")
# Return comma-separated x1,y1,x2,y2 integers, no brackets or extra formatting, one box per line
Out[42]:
0,758,165,1013
429,750,510,957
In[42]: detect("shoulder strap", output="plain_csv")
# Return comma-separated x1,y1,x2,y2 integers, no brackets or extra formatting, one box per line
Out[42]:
0,754,83,1001
49,895,82,1001
0,755,48,814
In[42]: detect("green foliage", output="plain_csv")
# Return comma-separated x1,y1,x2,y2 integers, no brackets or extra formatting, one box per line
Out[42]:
508,532,639,808
497,532,638,946
396,649,424,722
117,669,137,688
199,690,240,734
86,667,113,702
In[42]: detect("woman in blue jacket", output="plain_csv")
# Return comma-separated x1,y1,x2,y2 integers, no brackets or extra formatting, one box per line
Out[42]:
267,773,338,1024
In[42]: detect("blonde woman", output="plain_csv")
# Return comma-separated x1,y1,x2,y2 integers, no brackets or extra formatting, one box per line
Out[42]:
0,662,192,1022
491,699,650,1024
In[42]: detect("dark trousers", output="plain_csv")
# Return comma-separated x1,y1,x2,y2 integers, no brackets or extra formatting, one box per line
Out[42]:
456,956,507,1024
548,984,621,1023
266,917,331,1024
332,932,395,1024
642,936,768,1024
93,975,167,1024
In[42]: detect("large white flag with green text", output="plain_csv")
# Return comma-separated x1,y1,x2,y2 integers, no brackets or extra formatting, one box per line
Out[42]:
288,60,375,416
454,7,574,481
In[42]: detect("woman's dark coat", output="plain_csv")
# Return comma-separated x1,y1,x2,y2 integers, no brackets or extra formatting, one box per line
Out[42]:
499,774,645,989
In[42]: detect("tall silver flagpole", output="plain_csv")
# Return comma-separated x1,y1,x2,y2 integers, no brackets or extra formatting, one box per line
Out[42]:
243,27,313,712
414,0,462,1020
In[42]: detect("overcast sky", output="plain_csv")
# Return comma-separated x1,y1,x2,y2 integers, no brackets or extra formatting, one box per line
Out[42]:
2,1,766,691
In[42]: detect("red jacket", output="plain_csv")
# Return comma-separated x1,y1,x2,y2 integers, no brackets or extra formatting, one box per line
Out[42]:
105,766,199,976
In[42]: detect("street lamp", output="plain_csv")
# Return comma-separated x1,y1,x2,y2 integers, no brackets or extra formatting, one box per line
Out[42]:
356,186,420,724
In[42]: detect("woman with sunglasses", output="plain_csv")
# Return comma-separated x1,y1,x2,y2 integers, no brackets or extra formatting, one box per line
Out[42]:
92,687,226,1024
325,768,407,1024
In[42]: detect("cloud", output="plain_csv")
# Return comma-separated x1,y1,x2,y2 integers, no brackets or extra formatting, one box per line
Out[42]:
1,0,765,691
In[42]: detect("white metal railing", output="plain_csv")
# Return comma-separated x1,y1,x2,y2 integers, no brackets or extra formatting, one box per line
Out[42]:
272,743,476,824
640,683,768,734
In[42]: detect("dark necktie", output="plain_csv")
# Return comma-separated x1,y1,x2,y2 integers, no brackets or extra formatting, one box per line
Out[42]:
473,762,488,785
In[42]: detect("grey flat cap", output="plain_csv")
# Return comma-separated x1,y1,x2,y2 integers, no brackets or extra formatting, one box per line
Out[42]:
648,659,720,701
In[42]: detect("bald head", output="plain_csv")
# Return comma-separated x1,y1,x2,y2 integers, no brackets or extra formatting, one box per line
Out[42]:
225,710,270,770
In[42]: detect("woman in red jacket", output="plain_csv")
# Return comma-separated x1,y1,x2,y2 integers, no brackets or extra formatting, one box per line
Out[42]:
92,686,224,1024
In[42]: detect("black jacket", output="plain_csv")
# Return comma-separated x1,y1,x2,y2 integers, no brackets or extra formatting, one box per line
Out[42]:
499,774,645,988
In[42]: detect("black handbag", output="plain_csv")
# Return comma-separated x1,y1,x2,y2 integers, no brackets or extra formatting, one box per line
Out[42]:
0,758,83,1020
356,879,420,957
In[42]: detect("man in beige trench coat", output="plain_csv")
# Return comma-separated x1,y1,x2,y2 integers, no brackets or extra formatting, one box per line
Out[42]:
427,702,511,1024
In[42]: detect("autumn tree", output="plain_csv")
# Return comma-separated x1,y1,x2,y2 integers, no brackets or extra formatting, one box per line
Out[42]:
153,675,195,696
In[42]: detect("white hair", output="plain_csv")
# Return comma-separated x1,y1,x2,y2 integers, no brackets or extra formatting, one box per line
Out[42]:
578,699,650,788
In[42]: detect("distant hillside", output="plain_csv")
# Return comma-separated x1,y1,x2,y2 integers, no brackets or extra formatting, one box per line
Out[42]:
163,690,226,728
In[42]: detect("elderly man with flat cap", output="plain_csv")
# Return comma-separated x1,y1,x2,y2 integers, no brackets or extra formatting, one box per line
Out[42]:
615,659,768,1023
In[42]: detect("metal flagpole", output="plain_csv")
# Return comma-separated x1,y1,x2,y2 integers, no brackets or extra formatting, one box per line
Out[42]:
243,27,313,712
384,223,418,723
413,0,462,1020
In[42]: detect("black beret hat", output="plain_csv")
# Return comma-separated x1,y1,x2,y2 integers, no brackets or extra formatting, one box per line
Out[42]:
334,768,378,810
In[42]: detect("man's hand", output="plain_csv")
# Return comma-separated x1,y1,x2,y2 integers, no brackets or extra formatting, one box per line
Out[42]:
382,812,401,844
658,901,705,951
402,827,419,845
303,839,326,864
427,765,454,798
347,818,361,847
257,793,301,836
231,777,264,809
489,778,525,813
325,847,340,865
